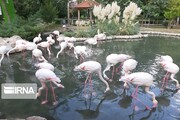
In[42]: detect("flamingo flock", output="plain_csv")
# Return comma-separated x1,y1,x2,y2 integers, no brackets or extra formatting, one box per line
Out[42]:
1,30,179,110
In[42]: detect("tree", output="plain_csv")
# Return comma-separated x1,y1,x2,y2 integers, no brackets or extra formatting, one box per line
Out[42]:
39,0,58,23
14,0,41,19
164,0,180,27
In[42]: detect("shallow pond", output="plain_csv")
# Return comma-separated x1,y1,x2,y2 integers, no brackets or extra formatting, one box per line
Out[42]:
0,36,180,120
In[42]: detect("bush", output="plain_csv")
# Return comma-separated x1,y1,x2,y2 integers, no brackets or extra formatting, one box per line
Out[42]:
0,15,49,40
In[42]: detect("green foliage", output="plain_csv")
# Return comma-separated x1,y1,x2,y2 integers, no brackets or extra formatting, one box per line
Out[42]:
39,0,58,23
100,20,120,36
14,0,41,19
0,15,48,40
75,28,97,37
164,0,180,20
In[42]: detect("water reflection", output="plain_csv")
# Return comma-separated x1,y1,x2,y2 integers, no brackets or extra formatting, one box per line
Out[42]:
0,36,180,119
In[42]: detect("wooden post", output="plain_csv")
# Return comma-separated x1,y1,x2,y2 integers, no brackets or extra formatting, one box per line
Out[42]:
78,9,80,21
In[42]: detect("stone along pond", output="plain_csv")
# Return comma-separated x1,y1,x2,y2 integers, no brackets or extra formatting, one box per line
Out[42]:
0,36,180,120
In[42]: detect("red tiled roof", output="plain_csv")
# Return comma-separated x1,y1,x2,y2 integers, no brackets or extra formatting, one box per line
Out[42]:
75,0,99,9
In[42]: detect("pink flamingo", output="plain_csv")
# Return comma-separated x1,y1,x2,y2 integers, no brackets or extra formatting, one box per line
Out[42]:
159,61,179,89
103,54,131,81
74,61,110,93
72,45,87,63
32,48,47,62
33,34,42,43
160,55,173,63
35,68,64,105
37,41,51,56
121,59,138,88
119,72,158,110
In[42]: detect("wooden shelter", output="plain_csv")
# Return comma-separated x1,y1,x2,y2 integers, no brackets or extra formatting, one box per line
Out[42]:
75,0,99,22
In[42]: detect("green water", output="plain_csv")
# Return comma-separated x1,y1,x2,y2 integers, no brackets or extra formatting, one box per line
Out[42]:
0,36,180,120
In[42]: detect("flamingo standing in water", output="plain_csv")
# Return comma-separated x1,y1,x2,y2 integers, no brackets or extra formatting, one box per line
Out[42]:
159,61,179,89
35,68,64,105
72,45,87,63
121,59,138,87
74,61,110,93
32,48,47,62
119,72,158,110
103,54,131,81
56,40,68,58
37,41,51,56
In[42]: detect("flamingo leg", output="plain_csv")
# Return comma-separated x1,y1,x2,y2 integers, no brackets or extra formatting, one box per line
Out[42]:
131,86,151,110
162,72,169,88
84,73,91,97
116,63,123,73
50,82,58,105
111,66,115,80
36,82,48,104
88,74,93,93
41,84,48,104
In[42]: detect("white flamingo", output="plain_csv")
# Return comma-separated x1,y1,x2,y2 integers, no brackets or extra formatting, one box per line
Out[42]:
159,61,179,89
121,59,138,87
35,68,64,105
56,40,68,58
25,42,37,51
94,29,106,41
72,45,87,62
84,37,97,45
74,61,110,93
37,41,51,56
119,72,158,110
32,48,47,62
103,54,131,81
0,41,12,66
33,34,42,43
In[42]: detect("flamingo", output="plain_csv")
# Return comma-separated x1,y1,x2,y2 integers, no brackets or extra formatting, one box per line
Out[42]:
0,41,12,66
6,39,27,56
73,45,87,63
122,59,138,76
37,41,51,56
35,68,64,105
57,34,65,43
119,72,158,110
94,29,106,41
74,61,110,93
84,37,97,45
46,34,55,45
159,61,179,89
7,44,26,57
35,62,55,71
25,42,37,51
121,59,138,88
56,40,68,58
32,48,47,62
103,54,131,81
33,34,42,43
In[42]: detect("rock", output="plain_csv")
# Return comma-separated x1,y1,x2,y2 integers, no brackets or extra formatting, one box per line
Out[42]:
26,116,47,120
